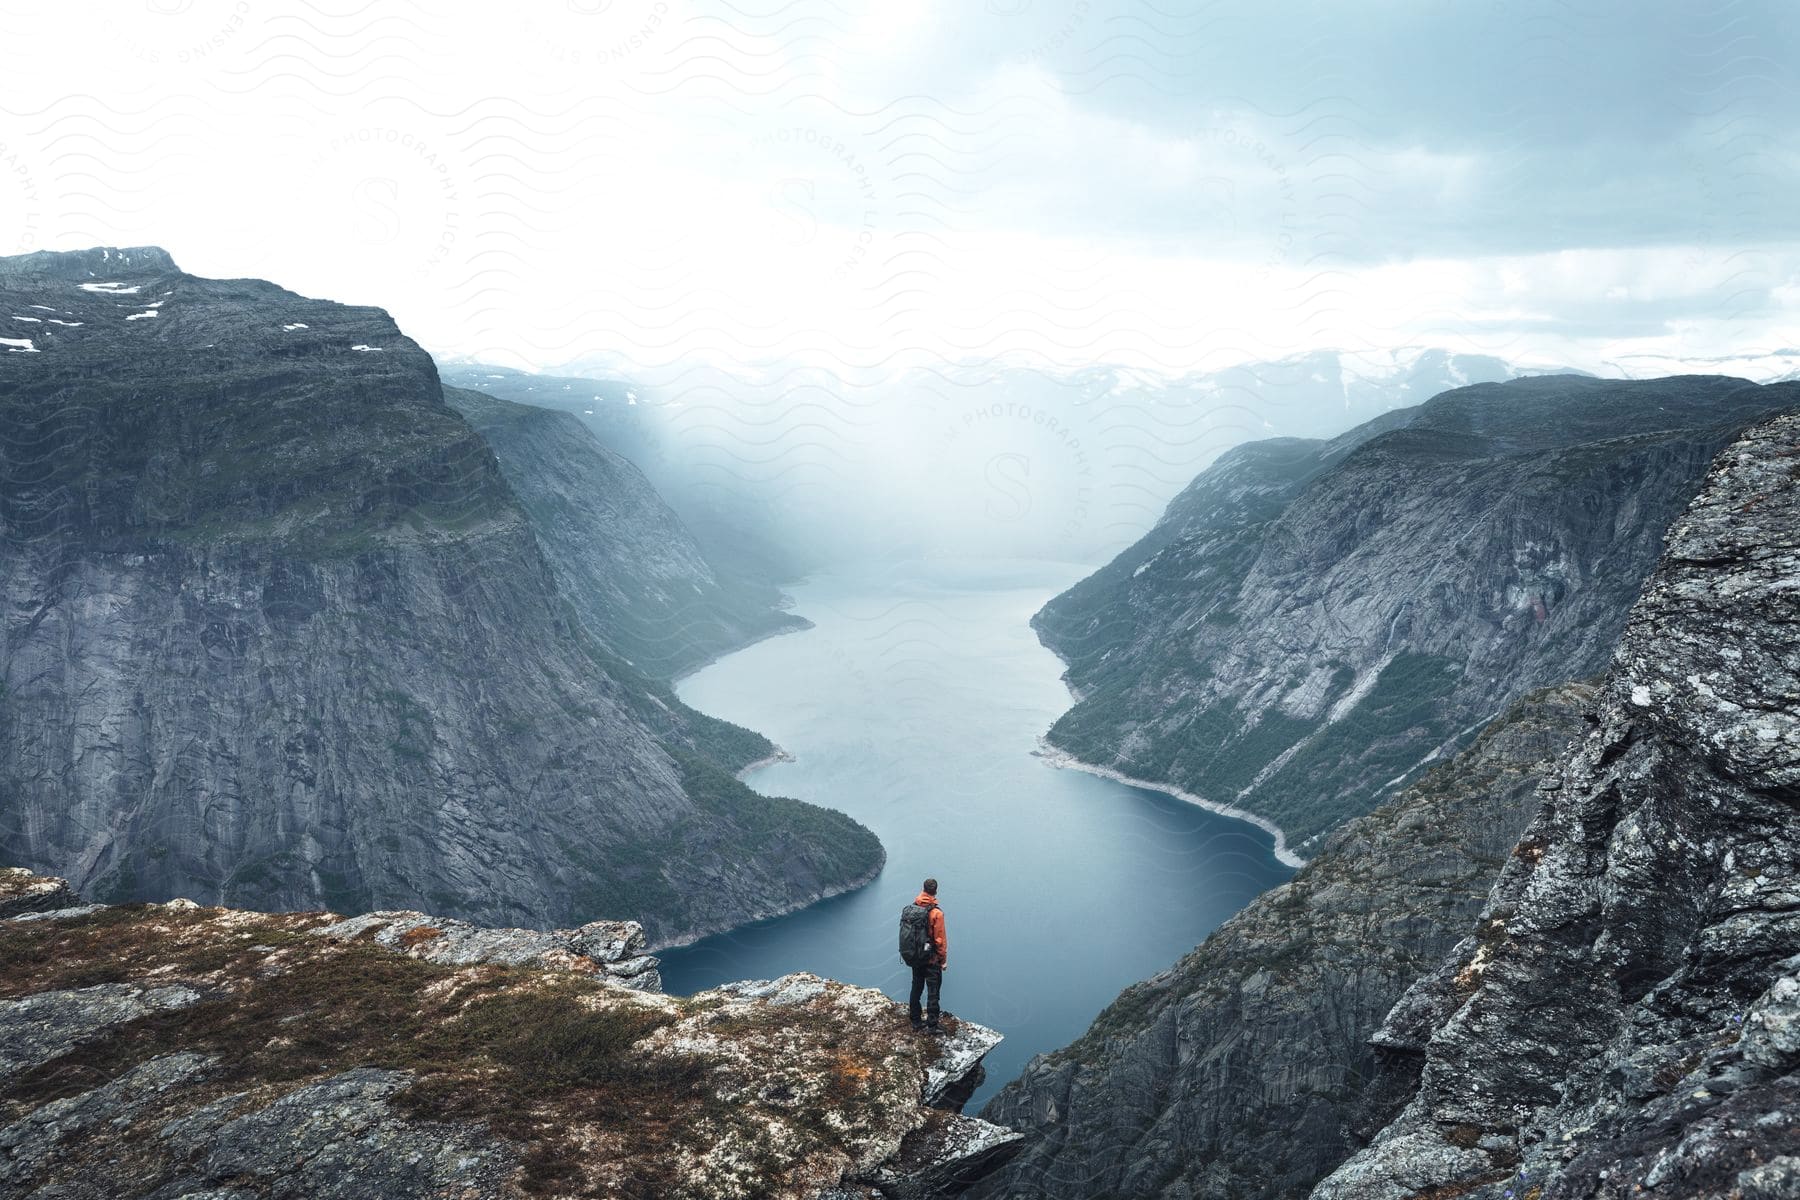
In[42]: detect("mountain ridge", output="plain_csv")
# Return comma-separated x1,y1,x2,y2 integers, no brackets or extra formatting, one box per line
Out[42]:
442,383,809,680
0,246,880,946
1033,373,1800,856
977,680,1597,1199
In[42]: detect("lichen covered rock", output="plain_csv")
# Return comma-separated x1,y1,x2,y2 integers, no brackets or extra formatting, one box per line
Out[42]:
0,886,1012,1198
312,909,662,991
1312,410,1800,1199
0,867,78,919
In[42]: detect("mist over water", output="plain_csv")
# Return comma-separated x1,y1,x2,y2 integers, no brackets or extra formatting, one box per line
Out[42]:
659,558,1293,1108
445,349,1530,576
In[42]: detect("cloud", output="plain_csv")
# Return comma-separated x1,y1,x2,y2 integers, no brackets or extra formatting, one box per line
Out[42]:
0,0,1792,377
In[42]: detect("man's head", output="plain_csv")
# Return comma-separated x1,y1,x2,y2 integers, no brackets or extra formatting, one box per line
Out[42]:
922,878,938,896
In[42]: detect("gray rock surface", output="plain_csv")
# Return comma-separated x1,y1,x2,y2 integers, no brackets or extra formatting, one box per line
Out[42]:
712,978,1009,1111
2,1056,514,1200
1036,375,1800,854
312,908,664,991
1311,410,1800,1199
161,1068,518,1200
0,246,880,946
8,904,104,922
0,983,201,1081
717,976,834,1006
0,867,77,919
0,894,1017,1199
973,681,1595,1200
923,1019,1008,1112
444,384,808,680
861,1110,1026,1200
0,1051,216,1190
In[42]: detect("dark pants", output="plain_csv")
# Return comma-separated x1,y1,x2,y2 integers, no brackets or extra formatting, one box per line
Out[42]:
909,961,942,1027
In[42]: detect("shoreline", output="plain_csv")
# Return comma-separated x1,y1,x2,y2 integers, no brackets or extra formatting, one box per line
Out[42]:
658,583,888,958
648,737,878,957
645,852,886,956
668,612,815,687
1033,738,1308,870
735,746,796,779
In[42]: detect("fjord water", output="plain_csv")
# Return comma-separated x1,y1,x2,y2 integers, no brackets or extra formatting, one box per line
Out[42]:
661,560,1293,1107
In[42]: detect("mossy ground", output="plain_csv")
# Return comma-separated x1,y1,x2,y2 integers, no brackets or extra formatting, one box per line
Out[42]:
0,903,938,1199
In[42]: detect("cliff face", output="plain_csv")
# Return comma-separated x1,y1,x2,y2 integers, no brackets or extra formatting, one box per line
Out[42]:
1313,409,1800,1199
438,364,809,607
443,385,808,680
978,408,1800,1200
0,871,1018,1199
974,682,1595,1200
0,247,880,946
1035,375,1799,854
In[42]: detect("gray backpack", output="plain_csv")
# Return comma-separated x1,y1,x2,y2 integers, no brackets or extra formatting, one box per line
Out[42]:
899,903,934,967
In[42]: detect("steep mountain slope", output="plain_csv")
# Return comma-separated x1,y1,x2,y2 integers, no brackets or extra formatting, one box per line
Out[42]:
974,681,1595,1200
978,407,1800,1200
438,363,809,596
1033,409,1417,675
1036,375,1799,855
443,385,807,679
0,871,1017,1199
1315,408,1800,1200
0,247,879,946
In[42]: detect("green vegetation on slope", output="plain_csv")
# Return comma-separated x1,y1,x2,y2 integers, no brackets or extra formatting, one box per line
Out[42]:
1253,653,1463,842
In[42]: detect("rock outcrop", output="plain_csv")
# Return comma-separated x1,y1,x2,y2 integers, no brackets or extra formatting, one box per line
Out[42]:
0,866,78,919
0,246,880,945
443,385,807,680
1036,375,1800,854
1311,409,1800,1199
974,681,1595,1200
311,907,665,992
0,870,1017,1199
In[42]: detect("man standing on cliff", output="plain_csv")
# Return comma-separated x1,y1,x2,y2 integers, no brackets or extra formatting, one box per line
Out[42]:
902,878,948,1033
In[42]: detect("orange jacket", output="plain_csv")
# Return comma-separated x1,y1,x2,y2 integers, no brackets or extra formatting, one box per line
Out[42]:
915,892,947,966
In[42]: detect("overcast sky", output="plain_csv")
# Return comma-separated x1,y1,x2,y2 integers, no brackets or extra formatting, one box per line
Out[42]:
3,0,1796,378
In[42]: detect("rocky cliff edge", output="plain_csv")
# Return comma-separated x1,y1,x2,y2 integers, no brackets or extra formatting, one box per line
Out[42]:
0,868,1017,1199
1312,409,1800,1199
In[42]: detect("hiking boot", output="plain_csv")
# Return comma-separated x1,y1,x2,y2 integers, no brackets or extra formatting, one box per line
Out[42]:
924,1022,946,1036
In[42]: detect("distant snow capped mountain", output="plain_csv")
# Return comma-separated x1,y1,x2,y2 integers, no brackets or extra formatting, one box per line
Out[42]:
1017,346,1555,437
1605,348,1800,383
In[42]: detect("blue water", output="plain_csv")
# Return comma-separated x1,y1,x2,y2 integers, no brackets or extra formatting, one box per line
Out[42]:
663,559,1293,1109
